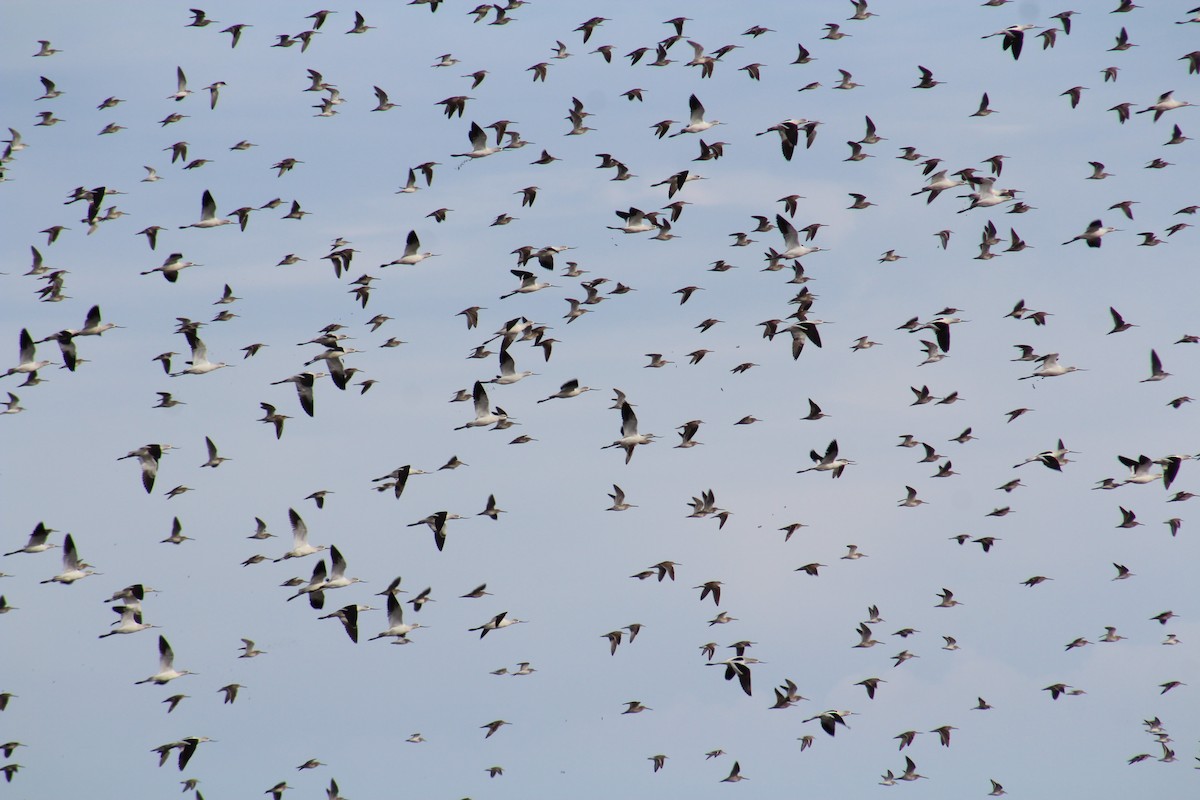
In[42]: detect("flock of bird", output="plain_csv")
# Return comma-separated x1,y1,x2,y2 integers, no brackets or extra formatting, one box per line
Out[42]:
3,2,1200,798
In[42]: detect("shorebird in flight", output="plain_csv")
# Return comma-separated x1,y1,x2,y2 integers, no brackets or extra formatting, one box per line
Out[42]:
119,444,165,493
275,509,327,562
469,611,524,638
136,636,194,685
670,94,720,136
799,440,853,478
2,330,52,378
382,230,436,266
1063,220,1119,247
172,329,228,376
456,381,508,430
453,122,504,160
179,190,231,229
39,534,96,585
370,593,423,642
604,401,656,463
4,522,58,557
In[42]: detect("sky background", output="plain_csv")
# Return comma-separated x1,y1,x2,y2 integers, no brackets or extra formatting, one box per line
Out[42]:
3,1,1200,797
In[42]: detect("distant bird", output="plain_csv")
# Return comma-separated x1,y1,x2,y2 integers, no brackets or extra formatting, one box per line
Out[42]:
218,684,243,704
1140,350,1170,382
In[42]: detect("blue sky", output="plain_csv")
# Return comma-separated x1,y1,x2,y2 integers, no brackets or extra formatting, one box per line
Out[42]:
2,1,1199,797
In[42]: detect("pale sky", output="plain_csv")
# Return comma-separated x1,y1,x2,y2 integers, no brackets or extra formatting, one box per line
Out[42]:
2,2,1199,798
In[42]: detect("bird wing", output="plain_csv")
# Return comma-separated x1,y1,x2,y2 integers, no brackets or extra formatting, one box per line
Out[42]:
468,122,487,151
387,592,404,626
776,215,799,250
620,401,639,437
289,508,308,546
198,189,217,221
140,447,160,493
158,635,174,669
498,348,515,376
473,381,489,416
61,533,79,570
18,329,34,363
184,330,208,363
329,545,346,579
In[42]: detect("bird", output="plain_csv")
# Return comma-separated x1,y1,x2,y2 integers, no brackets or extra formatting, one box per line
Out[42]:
935,588,962,608
670,94,720,136
163,66,192,101
5,522,59,557
453,122,503,160
238,639,265,658
1020,353,1083,379
804,710,851,737
99,603,157,638
136,635,194,685
1141,350,1171,382
604,401,656,463
179,189,231,229
898,756,926,781
33,39,62,56
2,329,52,378
478,495,505,521
345,10,373,33
199,436,229,468
275,509,327,562
721,761,747,782
370,593,423,642
1138,91,1194,121
272,372,316,417
913,65,942,89
470,611,524,638
141,252,200,283
288,558,328,606
382,230,436,266
898,486,926,507
160,516,191,544
217,684,243,704
118,444,168,493
258,403,290,439
481,720,511,739
456,381,508,430
773,215,825,259
319,604,365,643
171,329,228,376
799,440,853,478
